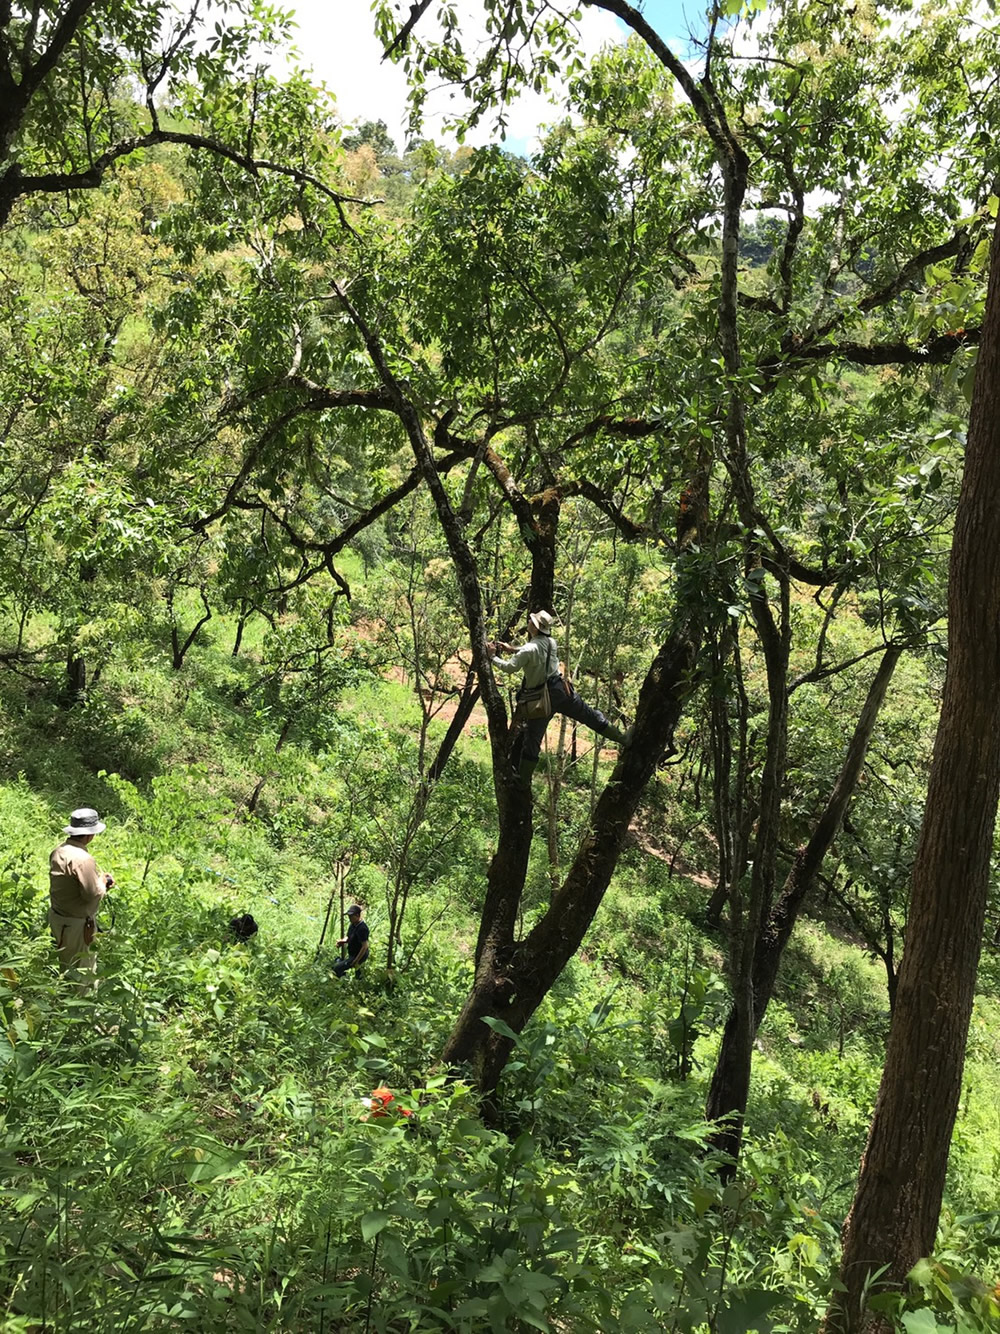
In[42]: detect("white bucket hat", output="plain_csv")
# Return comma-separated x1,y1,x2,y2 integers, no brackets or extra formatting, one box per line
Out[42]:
528,610,554,635
64,807,106,836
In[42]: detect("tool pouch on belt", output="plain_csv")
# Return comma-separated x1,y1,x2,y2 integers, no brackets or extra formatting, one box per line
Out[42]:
512,637,558,724
514,681,551,723
83,916,96,946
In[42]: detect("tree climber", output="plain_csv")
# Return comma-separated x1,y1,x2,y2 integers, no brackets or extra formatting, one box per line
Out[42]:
490,610,629,790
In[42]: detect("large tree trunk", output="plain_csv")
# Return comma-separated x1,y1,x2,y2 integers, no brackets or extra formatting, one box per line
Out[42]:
441,613,700,1090
529,485,560,610
706,646,901,1157
831,215,1000,1332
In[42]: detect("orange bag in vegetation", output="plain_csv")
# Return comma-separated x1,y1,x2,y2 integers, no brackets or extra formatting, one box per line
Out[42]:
363,1086,412,1119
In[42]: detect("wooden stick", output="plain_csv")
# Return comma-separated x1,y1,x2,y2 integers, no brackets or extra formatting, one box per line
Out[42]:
339,861,346,960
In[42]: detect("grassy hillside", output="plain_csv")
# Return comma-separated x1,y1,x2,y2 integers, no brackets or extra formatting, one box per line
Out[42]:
1,611,998,1333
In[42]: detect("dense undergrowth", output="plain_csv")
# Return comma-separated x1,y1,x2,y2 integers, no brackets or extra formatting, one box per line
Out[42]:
1,616,999,1332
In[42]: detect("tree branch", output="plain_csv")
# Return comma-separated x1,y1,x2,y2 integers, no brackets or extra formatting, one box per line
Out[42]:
765,326,979,372
857,229,971,315
18,0,96,103
1,127,373,228
790,640,911,693
739,292,783,316
226,443,468,565
560,478,646,540
381,0,434,60
188,387,398,533
562,413,666,449
585,0,738,166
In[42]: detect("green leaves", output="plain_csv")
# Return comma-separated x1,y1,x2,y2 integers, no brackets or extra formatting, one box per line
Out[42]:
175,1141,249,1185
360,1208,392,1241
901,1312,946,1333
482,1014,521,1043
716,1287,784,1333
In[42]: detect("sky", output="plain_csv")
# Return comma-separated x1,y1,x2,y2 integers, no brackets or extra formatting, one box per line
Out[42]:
274,0,707,154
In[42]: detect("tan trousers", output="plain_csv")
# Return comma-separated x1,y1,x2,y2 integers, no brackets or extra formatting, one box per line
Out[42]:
49,910,98,992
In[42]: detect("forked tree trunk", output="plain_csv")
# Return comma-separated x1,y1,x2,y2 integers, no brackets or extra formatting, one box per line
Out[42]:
168,585,213,669
831,215,1000,1332
706,645,901,1165
337,5,756,1099
334,274,711,1102
441,615,700,1091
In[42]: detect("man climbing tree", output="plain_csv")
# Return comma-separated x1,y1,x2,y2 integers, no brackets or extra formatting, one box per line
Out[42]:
491,610,628,791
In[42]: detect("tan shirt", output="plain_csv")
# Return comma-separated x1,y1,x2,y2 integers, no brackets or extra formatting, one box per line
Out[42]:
492,634,560,688
49,839,108,919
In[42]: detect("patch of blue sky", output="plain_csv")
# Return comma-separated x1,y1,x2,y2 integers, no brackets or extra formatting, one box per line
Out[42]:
624,0,712,50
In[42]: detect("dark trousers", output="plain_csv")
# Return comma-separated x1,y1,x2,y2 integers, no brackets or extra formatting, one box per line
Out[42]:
511,675,620,765
333,956,360,978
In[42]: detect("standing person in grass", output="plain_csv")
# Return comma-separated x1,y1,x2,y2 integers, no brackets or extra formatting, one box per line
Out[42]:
333,904,369,978
490,610,629,791
48,807,114,991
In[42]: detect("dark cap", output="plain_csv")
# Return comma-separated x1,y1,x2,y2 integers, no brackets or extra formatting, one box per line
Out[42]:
64,807,106,835
347,904,362,917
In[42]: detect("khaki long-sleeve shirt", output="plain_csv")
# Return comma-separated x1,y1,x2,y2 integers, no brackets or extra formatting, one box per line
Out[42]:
492,634,560,688
49,839,108,919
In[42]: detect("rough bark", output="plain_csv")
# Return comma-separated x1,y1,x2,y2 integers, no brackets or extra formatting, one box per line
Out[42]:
832,214,1000,1332
529,486,560,610
64,652,87,704
706,629,750,928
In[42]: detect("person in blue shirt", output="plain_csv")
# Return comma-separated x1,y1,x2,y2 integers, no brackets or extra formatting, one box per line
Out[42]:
491,610,628,790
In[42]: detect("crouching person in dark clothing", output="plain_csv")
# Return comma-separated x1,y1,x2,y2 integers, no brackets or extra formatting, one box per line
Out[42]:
491,610,628,791
333,904,369,978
